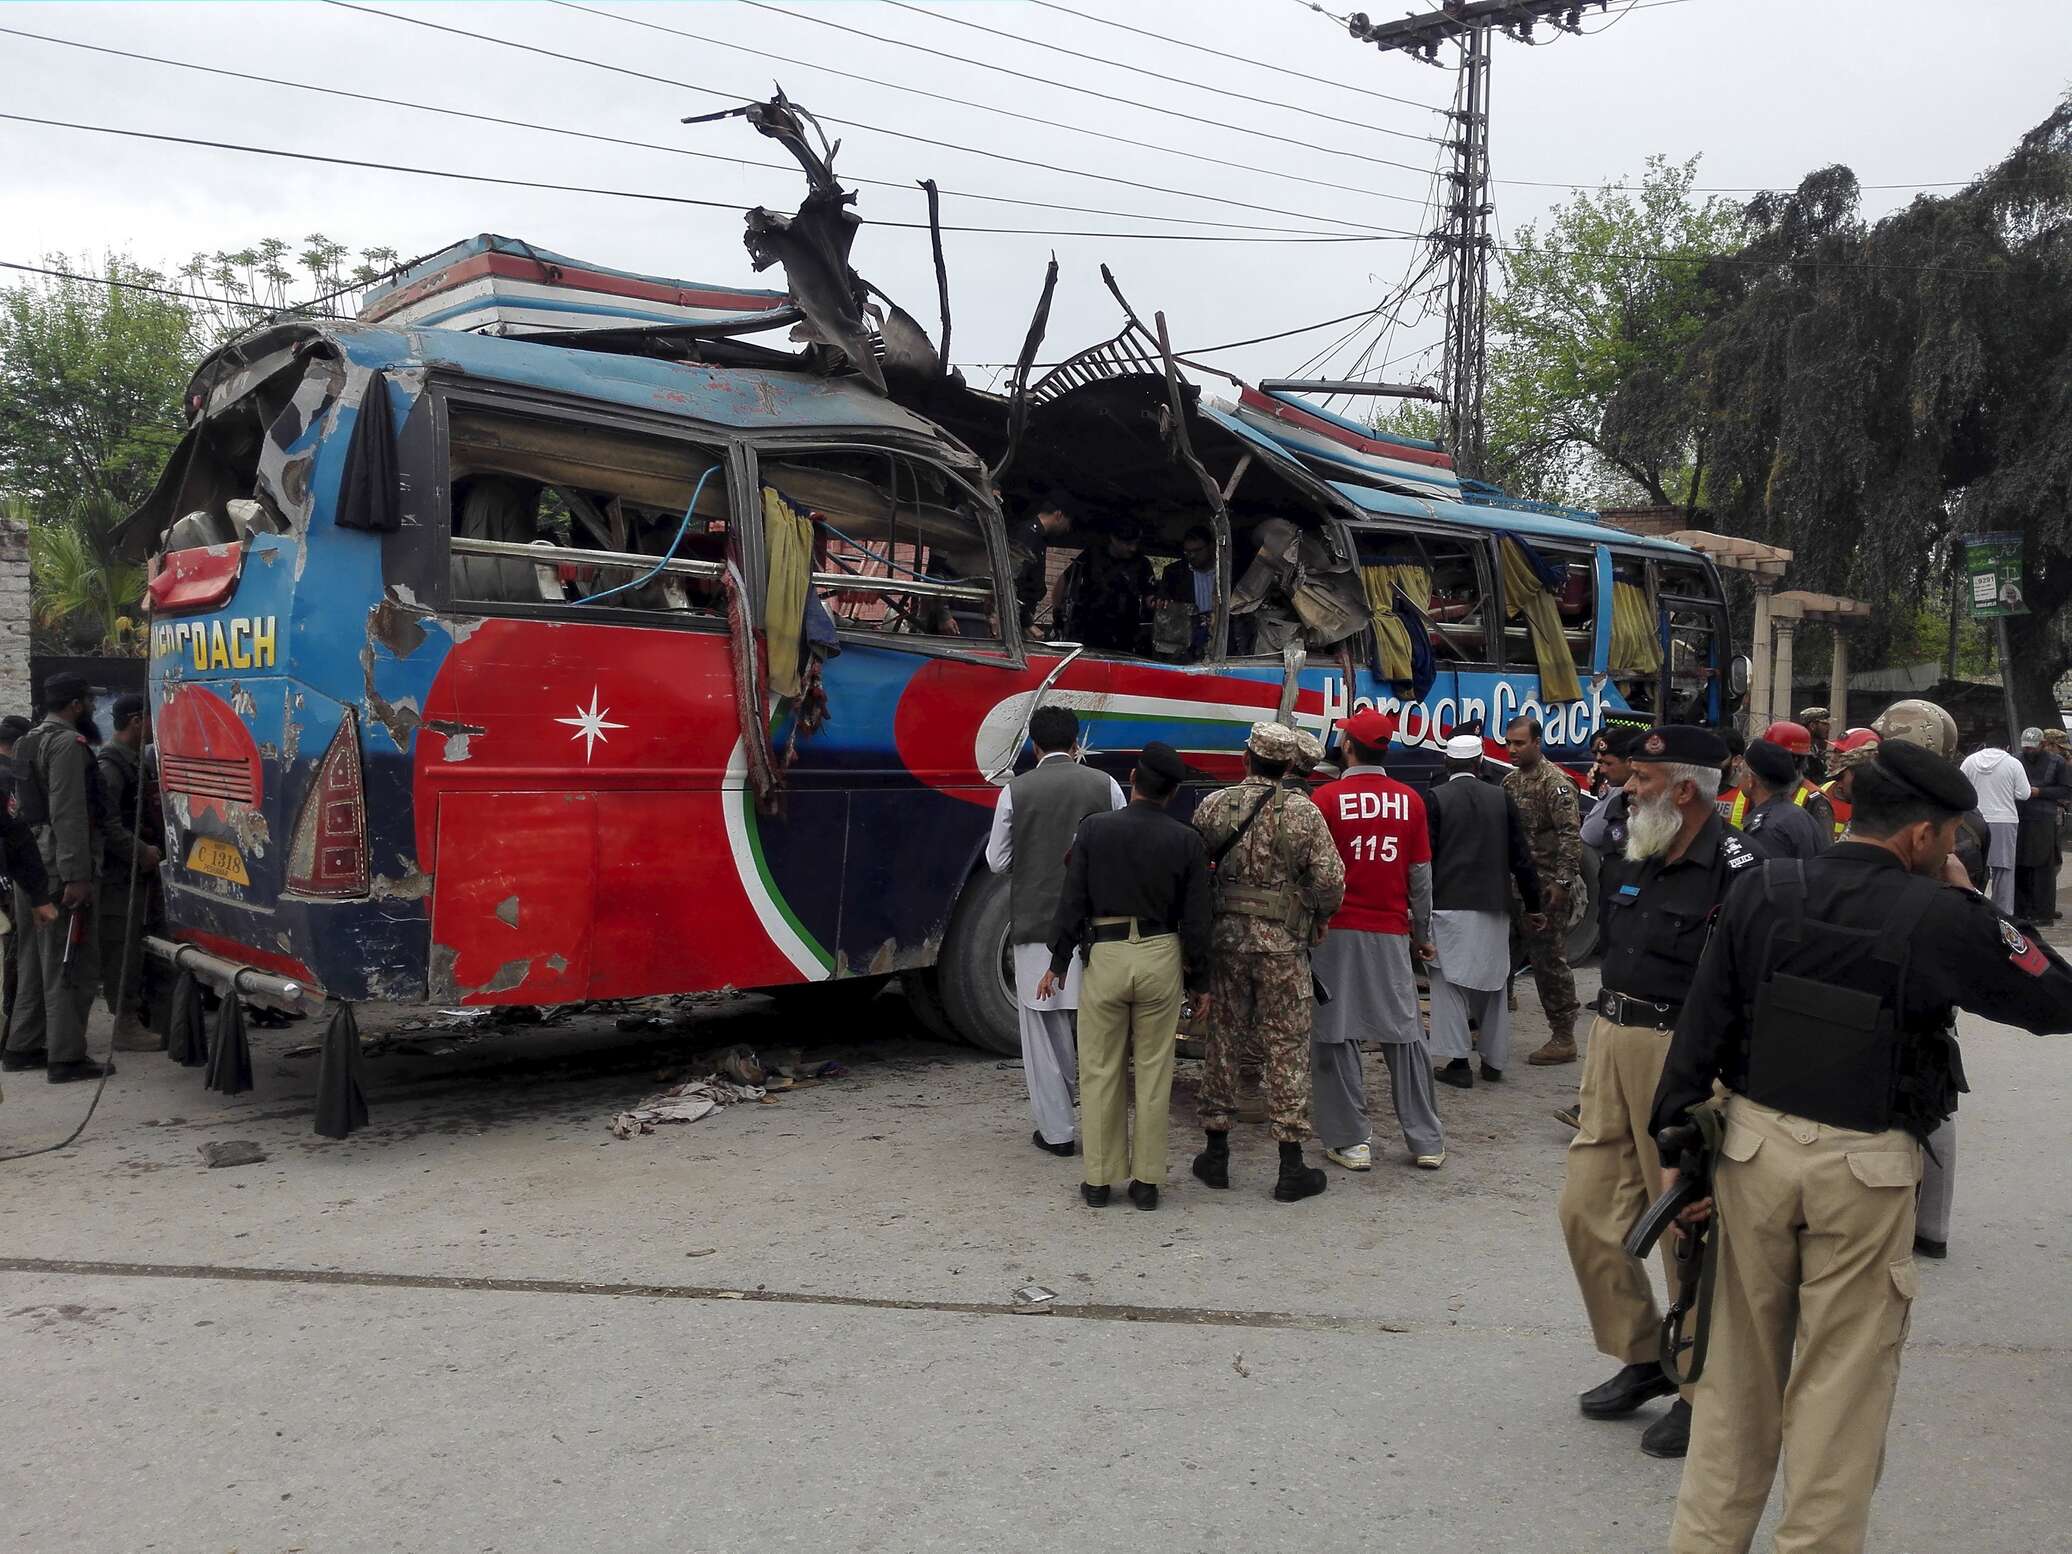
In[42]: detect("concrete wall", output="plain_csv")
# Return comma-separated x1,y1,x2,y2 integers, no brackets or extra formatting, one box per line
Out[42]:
0,519,29,718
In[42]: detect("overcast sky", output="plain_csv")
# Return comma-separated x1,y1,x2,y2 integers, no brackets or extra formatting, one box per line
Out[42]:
4,0,2069,395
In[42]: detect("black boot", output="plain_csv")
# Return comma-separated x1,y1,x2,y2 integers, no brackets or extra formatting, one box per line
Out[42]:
1080,1183,1111,1208
1273,1141,1326,1202
1191,1130,1230,1189
1578,1361,1675,1419
1127,1180,1159,1211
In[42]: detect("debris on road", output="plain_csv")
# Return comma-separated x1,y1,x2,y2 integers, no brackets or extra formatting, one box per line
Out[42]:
199,1140,268,1169
1012,1284,1056,1311
608,1076,768,1138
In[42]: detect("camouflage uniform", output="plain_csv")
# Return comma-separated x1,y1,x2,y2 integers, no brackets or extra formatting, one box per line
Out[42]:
1503,758,1583,1046
1193,739,1347,1143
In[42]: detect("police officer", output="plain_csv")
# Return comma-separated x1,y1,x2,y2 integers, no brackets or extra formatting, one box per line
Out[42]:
1043,741,1212,1211
2,672,110,1082
1558,724,1757,1460
1189,722,1346,1202
1504,716,1584,1065
1758,720,1839,837
1736,738,1829,861
1650,741,2072,1554
97,693,167,1053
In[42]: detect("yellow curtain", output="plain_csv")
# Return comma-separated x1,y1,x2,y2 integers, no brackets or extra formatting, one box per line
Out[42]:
1362,562,1430,681
1610,580,1663,674
761,486,814,699
1498,538,1584,704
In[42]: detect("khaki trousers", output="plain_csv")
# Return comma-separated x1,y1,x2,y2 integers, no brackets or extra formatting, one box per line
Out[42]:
1558,1014,1686,1378
1077,924,1182,1189
1670,1096,1920,1554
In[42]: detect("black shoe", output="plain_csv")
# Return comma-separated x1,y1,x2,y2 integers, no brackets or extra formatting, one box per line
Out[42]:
1913,1234,1948,1260
1192,1132,1231,1190
1127,1180,1159,1211
1272,1159,1328,1202
1436,1058,1473,1090
1640,1399,1691,1459
1080,1183,1110,1208
1579,1361,1676,1419
1,1048,48,1072
47,1059,112,1084
1480,1061,1504,1082
1032,1130,1075,1157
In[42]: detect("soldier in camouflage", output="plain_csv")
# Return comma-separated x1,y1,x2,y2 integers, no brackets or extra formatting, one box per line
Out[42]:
1503,716,1584,1065
1190,722,1347,1202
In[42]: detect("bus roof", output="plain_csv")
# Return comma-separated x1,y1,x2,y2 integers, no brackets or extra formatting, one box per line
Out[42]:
298,321,977,450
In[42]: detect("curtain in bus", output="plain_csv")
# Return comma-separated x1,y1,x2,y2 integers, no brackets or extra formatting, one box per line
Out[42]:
335,372,399,532
761,486,815,700
1498,535,1584,704
1610,580,1664,674
1361,562,1435,698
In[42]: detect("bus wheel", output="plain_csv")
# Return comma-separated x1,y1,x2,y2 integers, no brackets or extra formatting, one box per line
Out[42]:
899,967,960,1044
936,870,1021,1058
1564,846,1604,963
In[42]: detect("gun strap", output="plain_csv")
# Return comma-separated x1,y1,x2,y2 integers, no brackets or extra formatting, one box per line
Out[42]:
1210,784,1278,872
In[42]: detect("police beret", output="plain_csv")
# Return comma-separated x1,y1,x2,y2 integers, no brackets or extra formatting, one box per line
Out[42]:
1247,721,1303,762
1870,740,1976,813
1602,726,1645,757
1336,708,1398,749
1137,740,1187,786
40,671,90,706
1627,724,1728,767
1742,738,1798,790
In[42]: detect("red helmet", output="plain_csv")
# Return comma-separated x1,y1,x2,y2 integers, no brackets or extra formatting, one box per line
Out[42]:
1832,727,1881,754
1761,720,1814,756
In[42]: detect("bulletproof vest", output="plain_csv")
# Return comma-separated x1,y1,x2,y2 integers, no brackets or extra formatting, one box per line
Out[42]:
1742,861,1963,1141
1213,786,1305,931
12,722,61,827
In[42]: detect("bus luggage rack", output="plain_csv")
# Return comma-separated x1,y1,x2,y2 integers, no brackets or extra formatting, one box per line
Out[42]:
160,752,258,805
1026,318,1167,409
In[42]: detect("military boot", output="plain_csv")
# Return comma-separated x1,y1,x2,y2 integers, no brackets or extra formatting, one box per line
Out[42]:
1272,1141,1327,1202
1528,1034,1577,1065
1191,1129,1231,1189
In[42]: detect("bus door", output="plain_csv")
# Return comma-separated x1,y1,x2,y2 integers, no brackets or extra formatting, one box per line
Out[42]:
1654,573,1732,726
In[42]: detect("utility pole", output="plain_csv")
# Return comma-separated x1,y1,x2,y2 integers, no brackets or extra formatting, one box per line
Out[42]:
1341,2,1610,479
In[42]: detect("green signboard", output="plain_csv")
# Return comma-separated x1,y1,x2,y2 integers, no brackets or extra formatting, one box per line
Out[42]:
1965,531,2028,618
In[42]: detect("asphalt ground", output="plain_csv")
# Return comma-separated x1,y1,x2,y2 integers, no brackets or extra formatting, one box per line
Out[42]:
3,919,2068,1553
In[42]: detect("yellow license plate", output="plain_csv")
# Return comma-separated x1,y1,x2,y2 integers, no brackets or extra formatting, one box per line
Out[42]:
187,837,250,885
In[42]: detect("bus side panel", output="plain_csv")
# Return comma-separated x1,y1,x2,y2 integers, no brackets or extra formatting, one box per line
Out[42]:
429,791,596,1004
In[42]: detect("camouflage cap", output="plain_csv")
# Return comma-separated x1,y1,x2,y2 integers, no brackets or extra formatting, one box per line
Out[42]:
1872,698,1958,758
1290,727,1325,772
1247,721,1303,763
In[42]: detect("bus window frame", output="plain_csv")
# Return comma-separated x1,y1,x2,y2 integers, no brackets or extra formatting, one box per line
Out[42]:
426,379,752,635
1204,510,1368,668
1651,554,1731,725
1495,537,1597,678
743,436,1024,669
1340,520,1503,674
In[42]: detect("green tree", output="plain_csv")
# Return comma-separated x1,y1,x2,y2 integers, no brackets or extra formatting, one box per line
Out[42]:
1484,156,1744,507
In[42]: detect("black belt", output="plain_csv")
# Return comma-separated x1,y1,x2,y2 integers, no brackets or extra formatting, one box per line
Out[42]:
1089,919,1174,943
1596,989,1682,1032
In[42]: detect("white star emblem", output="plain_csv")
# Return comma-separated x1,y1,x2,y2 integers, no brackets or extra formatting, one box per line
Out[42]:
554,687,627,763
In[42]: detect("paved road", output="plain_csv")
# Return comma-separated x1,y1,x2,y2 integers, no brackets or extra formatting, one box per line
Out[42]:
3,949,2067,1553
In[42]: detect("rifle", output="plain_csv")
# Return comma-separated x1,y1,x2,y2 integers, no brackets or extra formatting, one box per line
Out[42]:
1623,1105,1724,1387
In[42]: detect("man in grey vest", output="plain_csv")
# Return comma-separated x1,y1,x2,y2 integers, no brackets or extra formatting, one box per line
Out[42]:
1426,733,1543,1087
985,704,1124,1155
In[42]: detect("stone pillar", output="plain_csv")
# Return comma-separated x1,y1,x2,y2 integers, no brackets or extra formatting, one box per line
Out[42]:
1828,631,1850,732
0,520,29,718
1771,618,1797,727
1747,584,1774,738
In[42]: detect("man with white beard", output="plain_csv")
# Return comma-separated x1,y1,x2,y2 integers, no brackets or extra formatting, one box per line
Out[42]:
1557,725,1759,1461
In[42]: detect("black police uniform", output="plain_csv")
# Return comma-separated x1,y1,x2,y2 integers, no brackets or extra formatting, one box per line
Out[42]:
1739,791,1828,861
1557,724,1758,1448
1649,744,2072,1554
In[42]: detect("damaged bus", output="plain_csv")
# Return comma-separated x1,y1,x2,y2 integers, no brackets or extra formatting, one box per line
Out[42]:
121,95,1738,1089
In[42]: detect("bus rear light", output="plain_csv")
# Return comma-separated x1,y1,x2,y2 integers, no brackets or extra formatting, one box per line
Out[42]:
148,544,243,614
285,712,369,898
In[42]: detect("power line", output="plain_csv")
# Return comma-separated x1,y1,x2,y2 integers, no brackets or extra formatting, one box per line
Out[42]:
0,26,1367,239
0,113,1417,244
1,259,218,306
558,2,1443,200
1028,0,1447,115
326,2,1425,233
742,0,1445,153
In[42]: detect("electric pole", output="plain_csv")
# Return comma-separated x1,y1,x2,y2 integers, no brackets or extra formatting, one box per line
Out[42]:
1341,2,1610,479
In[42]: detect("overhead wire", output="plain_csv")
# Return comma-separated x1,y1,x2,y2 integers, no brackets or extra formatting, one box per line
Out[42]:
325,2,1426,233
0,26,1377,238
1026,0,1448,115
741,0,1445,150
557,2,1444,198
0,113,1419,244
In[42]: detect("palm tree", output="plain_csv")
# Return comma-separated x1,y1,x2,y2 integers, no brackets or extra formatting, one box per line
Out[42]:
26,501,146,655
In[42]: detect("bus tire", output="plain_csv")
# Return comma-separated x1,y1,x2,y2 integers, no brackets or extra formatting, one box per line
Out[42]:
935,869,1021,1058
1564,846,1604,963
899,967,959,1044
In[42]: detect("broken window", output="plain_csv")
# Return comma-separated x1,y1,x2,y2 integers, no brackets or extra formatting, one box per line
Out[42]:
444,407,732,617
758,449,1005,649
1363,532,1494,666
1654,560,1727,723
149,352,342,552
1500,542,1596,675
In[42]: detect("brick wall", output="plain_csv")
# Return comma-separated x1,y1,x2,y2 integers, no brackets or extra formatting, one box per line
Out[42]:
0,520,28,717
